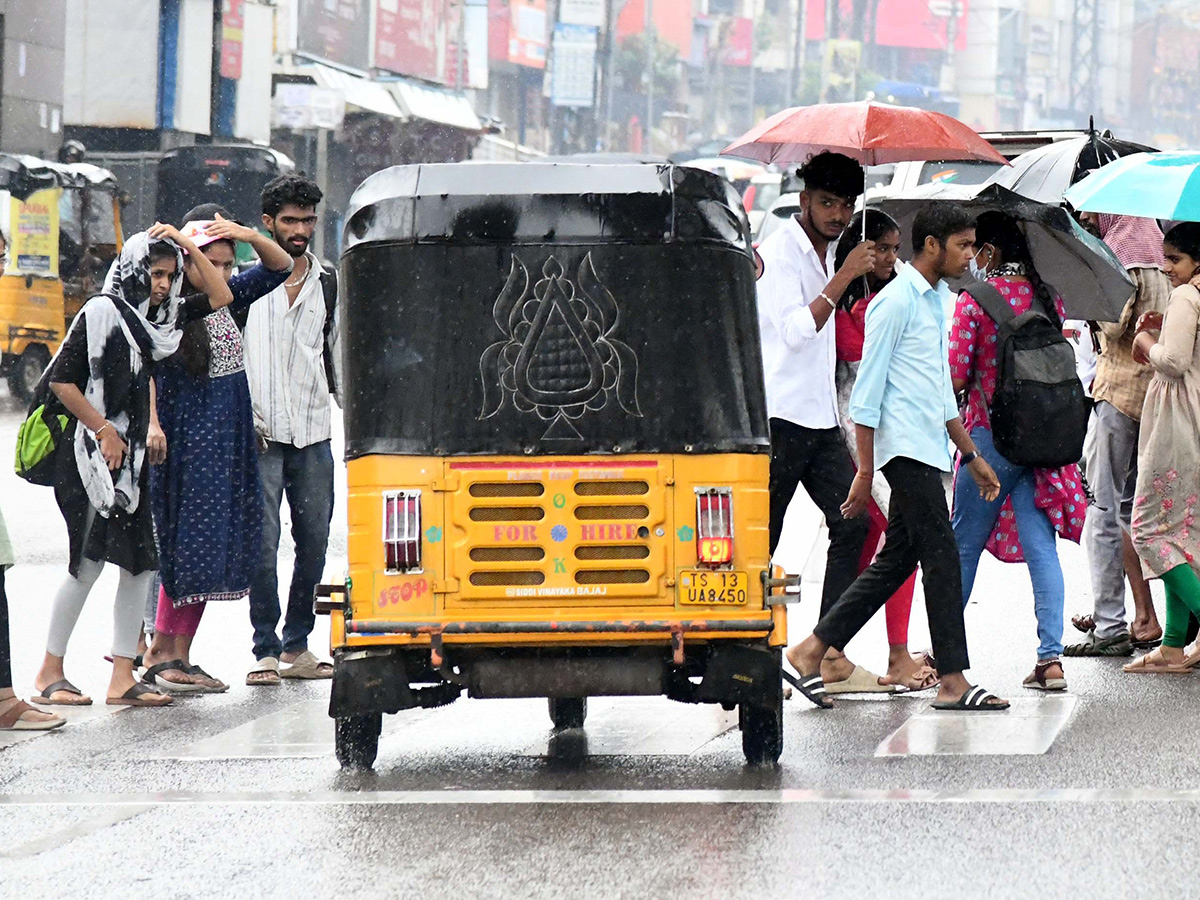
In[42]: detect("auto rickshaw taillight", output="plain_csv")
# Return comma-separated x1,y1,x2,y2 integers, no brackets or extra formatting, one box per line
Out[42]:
383,490,422,573
695,488,734,567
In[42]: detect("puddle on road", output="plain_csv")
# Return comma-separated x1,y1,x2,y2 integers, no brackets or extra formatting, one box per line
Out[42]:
874,696,1077,757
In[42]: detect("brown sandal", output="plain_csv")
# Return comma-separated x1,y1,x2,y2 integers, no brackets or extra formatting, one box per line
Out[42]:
1023,659,1067,691
107,682,174,707
0,698,66,731
1123,649,1192,675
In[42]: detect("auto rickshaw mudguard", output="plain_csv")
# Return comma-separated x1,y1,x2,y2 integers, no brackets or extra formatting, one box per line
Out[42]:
328,648,462,718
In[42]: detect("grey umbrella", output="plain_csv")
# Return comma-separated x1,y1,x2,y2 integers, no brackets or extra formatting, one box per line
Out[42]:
985,128,1156,204
874,183,1134,322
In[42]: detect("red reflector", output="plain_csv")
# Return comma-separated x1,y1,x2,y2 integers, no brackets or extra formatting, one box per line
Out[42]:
695,488,734,568
698,537,733,565
384,490,422,572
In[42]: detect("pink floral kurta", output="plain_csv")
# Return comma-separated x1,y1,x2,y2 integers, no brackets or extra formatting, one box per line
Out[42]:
948,276,1087,562
1132,284,1200,576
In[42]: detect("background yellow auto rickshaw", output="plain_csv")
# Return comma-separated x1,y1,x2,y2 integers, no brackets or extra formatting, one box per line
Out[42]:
0,154,124,402
318,161,795,769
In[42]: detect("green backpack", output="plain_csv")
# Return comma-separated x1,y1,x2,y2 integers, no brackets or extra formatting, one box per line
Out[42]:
15,404,69,486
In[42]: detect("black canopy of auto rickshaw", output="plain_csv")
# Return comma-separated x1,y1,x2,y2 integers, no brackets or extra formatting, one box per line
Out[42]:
338,162,769,460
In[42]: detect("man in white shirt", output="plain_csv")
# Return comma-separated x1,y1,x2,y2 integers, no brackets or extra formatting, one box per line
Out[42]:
244,175,338,685
756,152,879,687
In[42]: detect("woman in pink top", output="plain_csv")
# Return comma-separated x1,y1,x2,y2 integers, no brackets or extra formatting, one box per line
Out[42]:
949,211,1086,691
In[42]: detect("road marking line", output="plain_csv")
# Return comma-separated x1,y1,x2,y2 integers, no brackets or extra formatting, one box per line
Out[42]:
3,788,1200,807
0,805,153,858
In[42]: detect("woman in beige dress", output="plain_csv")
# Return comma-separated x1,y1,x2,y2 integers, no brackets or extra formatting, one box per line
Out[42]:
1126,222,1200,673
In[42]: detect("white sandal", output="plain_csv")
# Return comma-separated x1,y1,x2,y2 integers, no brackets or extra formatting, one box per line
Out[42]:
246,656,281,686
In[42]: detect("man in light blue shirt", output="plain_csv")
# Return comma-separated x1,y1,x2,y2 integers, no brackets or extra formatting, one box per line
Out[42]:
785,203,1011,712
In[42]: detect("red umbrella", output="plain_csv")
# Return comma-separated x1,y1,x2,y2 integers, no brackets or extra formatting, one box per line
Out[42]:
721,101,1007,167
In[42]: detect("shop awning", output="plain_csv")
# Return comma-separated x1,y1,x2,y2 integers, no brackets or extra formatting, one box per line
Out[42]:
387,79,482,132
304,63,403,119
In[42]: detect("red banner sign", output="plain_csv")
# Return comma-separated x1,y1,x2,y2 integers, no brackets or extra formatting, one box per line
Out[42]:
807,0,969,52
220,0,244,79
375,0,441,81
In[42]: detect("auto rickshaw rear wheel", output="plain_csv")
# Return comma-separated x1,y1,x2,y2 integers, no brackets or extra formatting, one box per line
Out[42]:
8,345,49,405
739,650,784,765
334,713,382,770
548,697,587,730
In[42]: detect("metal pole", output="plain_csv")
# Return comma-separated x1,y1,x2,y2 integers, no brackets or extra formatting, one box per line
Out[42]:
457,0,466,90
645,0,654,154
748,22,755,128
603,0,617,150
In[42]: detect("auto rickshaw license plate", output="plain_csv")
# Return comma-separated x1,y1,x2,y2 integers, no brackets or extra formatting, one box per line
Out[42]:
678,571,749,605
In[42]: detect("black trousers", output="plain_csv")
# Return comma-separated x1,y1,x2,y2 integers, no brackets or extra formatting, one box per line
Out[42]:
0,569,10,690
814,457,971,675
768,418,870,616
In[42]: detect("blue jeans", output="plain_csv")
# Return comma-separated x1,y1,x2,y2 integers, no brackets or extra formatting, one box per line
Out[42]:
249,440,334,661
953,427,1065,660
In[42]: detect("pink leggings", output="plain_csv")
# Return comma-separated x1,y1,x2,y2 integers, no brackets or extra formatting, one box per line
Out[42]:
863,498,917,646
154,586,206,637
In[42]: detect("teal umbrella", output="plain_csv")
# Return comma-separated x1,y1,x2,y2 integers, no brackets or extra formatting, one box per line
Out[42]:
1063,151,1200,220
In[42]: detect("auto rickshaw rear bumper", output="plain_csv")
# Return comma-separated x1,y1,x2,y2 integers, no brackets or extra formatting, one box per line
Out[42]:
318,573,797,720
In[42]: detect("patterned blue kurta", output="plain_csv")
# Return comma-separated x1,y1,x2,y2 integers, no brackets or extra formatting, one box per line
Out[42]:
151,264,289,605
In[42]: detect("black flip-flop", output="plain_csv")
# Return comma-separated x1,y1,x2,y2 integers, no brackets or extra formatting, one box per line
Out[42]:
184,664,229,694
141,660,203,693
931,685,1009,711
30,679,92,706
107,682,173,707
781,669,833,709
1132,637,1164,651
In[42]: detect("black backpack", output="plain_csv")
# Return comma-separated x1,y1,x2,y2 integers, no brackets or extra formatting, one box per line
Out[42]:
962,281,1088,468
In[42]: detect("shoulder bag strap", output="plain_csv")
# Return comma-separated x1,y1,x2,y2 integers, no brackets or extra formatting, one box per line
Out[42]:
961,281,1014,328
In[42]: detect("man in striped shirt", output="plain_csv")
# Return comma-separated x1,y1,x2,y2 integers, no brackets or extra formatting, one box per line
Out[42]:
243,175,338,686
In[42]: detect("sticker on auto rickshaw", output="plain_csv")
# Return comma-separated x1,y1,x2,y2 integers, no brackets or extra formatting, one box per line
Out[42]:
677,570,749,605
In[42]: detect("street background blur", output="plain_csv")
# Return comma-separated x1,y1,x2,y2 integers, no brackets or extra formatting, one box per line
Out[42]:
4,0,1196,261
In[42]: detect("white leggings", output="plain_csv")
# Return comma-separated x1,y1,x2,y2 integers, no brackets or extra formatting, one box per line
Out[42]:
45,558,155,660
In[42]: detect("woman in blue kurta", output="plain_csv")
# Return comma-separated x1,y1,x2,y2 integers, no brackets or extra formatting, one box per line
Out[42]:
141,212,293,693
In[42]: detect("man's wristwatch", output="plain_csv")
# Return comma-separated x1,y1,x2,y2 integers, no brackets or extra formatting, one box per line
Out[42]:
961,450,980,466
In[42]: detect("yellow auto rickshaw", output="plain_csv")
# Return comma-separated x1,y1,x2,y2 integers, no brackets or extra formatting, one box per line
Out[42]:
0,154,124,402
318,161,794,768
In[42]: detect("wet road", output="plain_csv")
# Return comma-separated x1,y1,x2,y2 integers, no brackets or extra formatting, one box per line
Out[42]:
0,386,1197,900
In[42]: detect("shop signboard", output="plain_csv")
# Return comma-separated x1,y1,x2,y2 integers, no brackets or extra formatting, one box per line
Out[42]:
297,0,371,71
9,189,60,277
273,83,346,130
558,0,604,28
508,0,548,69
550,23,597,107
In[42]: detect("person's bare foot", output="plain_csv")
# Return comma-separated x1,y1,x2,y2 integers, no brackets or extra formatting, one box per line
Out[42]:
140,646,198,687
0,692,63,727
936,672,1008,708
881,647,938,690
33,655,92,705
1130,616,1163,644
819,650,856,684
785,635,828,679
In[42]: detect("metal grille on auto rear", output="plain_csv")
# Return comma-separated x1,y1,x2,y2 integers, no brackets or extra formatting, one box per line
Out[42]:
470,482,545,498
470,546,546,562
575,545,650,560
469,506,545,521
575,480,649,496
575,504,650,520
576,570,650,584
470,571,545,586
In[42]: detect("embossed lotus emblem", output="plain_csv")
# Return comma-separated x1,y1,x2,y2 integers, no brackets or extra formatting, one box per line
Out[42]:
479,253,641,439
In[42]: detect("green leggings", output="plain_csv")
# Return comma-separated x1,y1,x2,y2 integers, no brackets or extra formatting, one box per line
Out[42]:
1160,564,1200,648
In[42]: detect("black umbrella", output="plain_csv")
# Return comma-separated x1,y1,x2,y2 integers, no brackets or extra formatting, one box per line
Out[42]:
874,182,1133,321
985,120,1156,204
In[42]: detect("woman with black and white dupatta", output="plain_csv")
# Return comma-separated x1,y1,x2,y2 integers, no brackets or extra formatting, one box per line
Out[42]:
31,227,232,708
